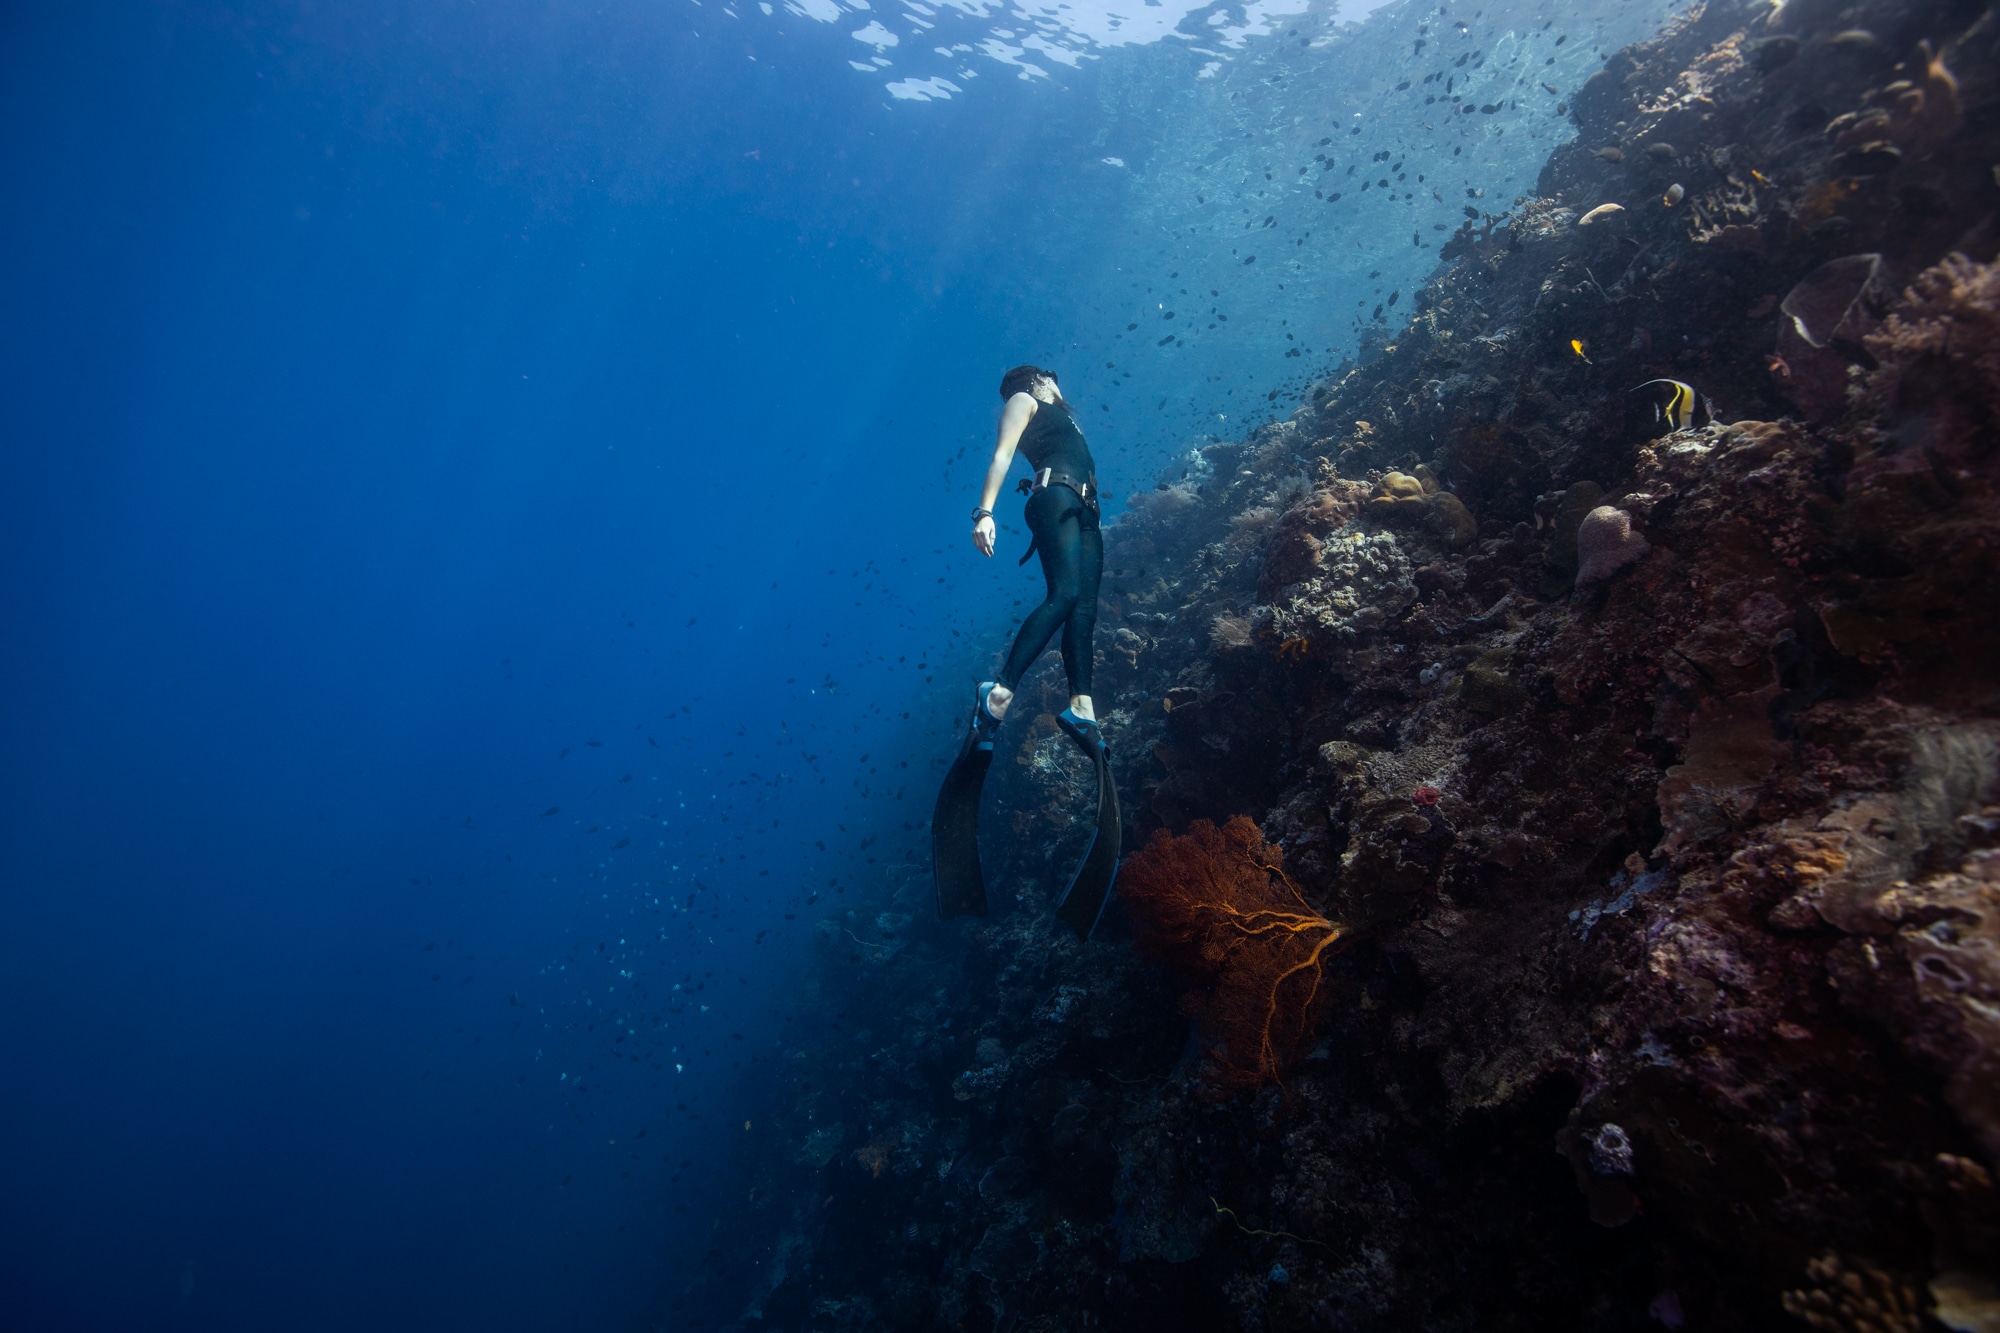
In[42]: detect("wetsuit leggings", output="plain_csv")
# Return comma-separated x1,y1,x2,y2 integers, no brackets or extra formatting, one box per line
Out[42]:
999,483,1102,698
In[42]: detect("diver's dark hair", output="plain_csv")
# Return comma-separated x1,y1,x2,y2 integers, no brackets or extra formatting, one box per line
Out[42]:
999,365,1059,400
996,364,1072,410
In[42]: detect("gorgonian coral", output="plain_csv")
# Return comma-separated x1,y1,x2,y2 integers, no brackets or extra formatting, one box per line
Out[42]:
1209,612,1255,650
1118,817,1346,1093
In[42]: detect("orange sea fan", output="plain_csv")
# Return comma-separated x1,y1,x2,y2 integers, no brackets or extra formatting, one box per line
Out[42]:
1119,817,1346,1093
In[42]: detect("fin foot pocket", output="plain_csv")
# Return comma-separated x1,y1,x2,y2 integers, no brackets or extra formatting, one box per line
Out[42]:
973,682,1006,740
1056,706,1104,757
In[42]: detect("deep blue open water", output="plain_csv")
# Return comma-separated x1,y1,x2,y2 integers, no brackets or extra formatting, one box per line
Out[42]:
0,0,1674,1326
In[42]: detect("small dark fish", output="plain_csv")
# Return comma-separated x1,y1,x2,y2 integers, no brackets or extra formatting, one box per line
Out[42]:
1646,142,1676,161
1749,34,1799,71
1835,142,1901,175
1630,378,1713,430
1592,147,1625,163
541,807,560,817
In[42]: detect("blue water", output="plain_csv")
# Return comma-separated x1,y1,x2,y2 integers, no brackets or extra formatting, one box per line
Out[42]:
0,0,1674,1326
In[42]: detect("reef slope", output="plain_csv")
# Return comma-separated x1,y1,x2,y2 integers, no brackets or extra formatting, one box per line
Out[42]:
715,0,2000,1327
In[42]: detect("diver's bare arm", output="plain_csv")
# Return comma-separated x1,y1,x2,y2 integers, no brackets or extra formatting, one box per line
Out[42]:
972,393,1037,558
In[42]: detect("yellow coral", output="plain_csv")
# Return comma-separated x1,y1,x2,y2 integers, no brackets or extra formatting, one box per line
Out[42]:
1368,469,1476,546
1369,471,1430,511
1780,1253,1924,1333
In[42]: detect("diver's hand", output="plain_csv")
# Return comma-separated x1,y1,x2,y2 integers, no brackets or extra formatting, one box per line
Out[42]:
973,516,996,558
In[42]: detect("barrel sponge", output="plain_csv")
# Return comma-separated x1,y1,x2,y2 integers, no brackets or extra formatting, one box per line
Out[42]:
1574,505,1650,585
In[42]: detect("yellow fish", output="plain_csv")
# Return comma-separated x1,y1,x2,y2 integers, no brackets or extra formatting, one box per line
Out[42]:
1629,378,1713,429
1570,338,1590,362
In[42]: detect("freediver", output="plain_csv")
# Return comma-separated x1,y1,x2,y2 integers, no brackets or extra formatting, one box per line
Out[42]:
970,366,1104,741
932,365,1120,938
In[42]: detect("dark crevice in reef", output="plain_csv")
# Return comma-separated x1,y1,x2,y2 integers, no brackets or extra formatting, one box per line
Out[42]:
693,0,2000,1326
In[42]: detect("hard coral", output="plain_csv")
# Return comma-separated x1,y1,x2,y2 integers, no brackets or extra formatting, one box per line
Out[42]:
1862,253,2000,481
1266,528,1417,645
1258,482,1367,600
1368,471,1430,514
1368,468,1478,548
1119,817,1346,1094
1574,505,1651,585
1780,1253,1925,1333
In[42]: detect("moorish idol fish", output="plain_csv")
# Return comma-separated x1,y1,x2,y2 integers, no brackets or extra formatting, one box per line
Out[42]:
1629,378,1713,430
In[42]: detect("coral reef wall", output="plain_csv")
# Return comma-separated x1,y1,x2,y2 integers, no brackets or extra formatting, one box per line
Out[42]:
706,0,2000,1327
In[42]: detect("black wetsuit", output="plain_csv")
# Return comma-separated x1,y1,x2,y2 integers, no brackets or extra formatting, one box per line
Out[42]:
998,400,1102,697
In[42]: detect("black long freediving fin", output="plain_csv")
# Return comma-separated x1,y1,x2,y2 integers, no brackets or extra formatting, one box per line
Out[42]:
932,713,994,921
1053,713,1121,941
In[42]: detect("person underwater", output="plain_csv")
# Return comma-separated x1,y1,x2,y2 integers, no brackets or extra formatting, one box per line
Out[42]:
969,365,1104,744
932,365,1121,938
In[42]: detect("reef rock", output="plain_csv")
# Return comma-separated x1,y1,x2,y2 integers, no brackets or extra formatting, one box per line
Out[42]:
720,0,2000,1327
1266,528,1416,646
